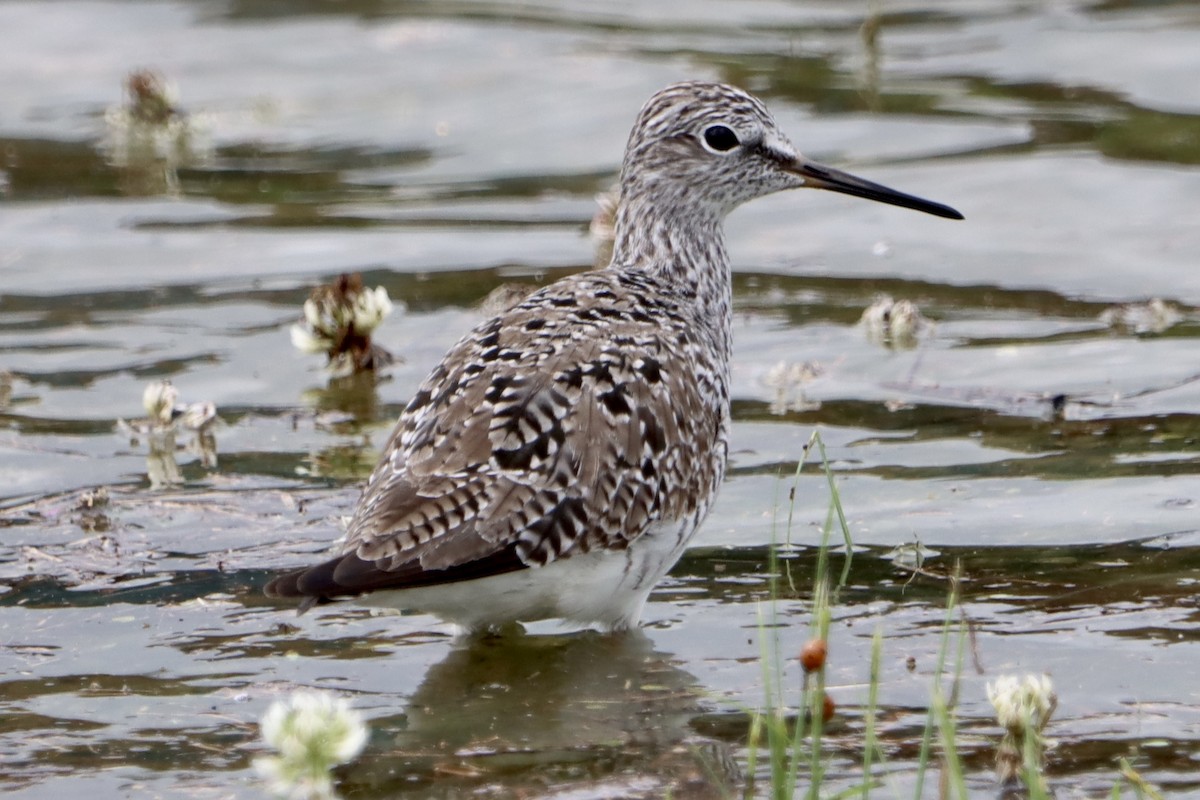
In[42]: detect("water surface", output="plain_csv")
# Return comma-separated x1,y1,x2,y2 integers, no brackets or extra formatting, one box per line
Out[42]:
2,0,1199,797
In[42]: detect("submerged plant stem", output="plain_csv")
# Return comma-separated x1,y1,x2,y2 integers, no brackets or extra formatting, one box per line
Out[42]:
860,627,883,800
812,432,854,589
913,563,964,799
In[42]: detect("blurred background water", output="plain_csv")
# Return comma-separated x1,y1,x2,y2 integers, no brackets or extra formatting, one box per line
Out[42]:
2,1,1199,797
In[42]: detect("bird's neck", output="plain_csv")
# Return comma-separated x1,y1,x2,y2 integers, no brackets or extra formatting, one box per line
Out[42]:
609,187,733,361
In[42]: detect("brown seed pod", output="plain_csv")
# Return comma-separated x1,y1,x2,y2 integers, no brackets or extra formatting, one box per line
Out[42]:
822,693,836,723
799,638,827,673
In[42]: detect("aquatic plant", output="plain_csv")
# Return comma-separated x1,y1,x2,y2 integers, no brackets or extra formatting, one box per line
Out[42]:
117,380,220,483
120,379,218,437
747,430,855,800
1099,298,1183,334
860,294,930,349
988,673,1057,796
255,691,369,800
178,400,218,433
103,68,211,193
291,273,396,378
142,379,181,430
749,430,972,800
762,360,822,415
741,433,1178,800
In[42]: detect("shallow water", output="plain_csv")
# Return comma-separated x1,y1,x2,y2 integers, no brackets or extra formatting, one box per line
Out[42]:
2,0,1199,797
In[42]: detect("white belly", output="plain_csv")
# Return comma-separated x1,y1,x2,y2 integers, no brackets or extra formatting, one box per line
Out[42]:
357,518,696,633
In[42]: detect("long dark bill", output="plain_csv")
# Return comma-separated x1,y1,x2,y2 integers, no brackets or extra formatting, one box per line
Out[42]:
791,159,964,220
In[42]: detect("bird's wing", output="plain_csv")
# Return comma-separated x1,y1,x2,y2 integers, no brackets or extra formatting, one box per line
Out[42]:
271,272,725,602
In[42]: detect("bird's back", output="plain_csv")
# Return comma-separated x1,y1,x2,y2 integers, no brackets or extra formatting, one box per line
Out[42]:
266,266,730,623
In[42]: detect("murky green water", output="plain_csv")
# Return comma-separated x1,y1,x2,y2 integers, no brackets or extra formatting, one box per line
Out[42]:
2,1,1199,797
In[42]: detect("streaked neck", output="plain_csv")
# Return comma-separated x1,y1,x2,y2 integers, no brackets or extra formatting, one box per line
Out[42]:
608,183,734,360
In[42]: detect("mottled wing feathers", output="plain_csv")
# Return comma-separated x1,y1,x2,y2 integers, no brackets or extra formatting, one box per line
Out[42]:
266,269,726,604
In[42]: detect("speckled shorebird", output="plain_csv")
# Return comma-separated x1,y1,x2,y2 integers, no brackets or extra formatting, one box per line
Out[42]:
265,81,962,631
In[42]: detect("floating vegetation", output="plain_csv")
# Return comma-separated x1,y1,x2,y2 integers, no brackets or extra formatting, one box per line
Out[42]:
1099,297,1184,334
102,68,212,194
118,380,217,438
291,273,397,379
142,378,180,431
762,360,822,415
860,294,931,348
988,673,1057,796
255,691,369,800
117,380,220,485
178,400,218,433
73,487,113,533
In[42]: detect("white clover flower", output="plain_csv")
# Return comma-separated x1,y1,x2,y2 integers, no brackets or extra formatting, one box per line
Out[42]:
290,276,396,374
887,300,925,340
1099,298,1183,334
350,286,393,334
255,691,368,799
988,673,1057,789
860,294,930,347
178,401,217,432
293,283,393,343
762,360,822,415
302,297,334,334
103,70,212,173
261,691,368,763
142,380,180,427
987,673,1056,734
291,322,333,354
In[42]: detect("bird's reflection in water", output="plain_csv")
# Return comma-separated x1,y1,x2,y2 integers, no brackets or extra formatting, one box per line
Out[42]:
340,629,738,798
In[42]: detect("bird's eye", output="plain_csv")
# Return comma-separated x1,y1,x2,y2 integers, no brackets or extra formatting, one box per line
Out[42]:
702,125,740,153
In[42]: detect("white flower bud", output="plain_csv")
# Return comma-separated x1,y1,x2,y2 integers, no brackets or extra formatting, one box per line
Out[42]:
987,673,1056,734
142,380,180,426
291,324,332,355
256,691,368,799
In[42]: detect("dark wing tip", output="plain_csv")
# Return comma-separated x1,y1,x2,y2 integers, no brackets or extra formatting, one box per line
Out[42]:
263,557,349,615
263,546,530,610
263,571,300,598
